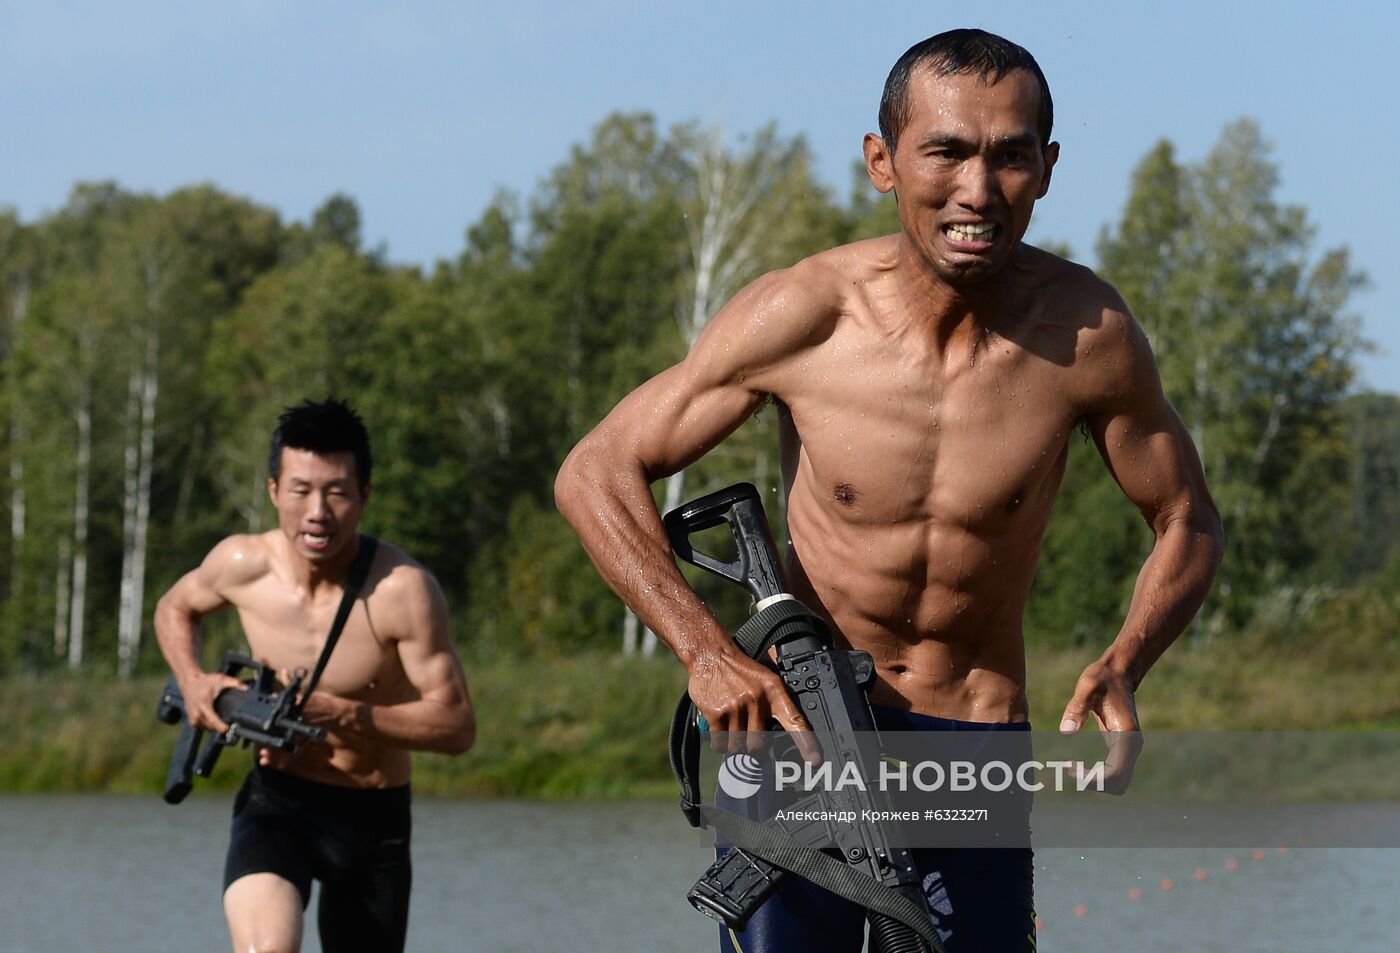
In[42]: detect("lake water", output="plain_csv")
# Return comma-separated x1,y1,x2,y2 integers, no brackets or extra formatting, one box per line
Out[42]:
2,795,1396,951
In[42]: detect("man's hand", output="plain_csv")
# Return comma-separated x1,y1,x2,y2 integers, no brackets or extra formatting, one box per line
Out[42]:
1059,660,1143,795
295,687,361,734
257,672,342,769
176,670,244,735
256,728,337,770
256,729,338,769
689,647,820,763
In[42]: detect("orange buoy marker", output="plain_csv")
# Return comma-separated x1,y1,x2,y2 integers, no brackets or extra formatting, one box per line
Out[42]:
1226,858,1240,871
1128,888,1143,901
1252,849,1266,861
1074,904,1088,919
1194,867,1208,881
1034,916,1045,932
1160,878,1175,892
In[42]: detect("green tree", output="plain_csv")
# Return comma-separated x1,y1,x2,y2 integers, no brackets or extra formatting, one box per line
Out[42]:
455,115,686,655
0,208,42,669
2,184,284,675
465,114,853,656
524,112,687,447
310,193,362,251
1340,391,1400,577
282,193,365,264
355,269,492,599
103,187,281,675
1065,119,1366,637
11,184,147,673
629,121,844,653
204,242,393,537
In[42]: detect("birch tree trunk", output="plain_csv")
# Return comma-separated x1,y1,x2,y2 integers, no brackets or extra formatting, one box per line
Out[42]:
120,325,158,677
53,538,70,657
116,366,141,672
118,266,160,678
68,385,91,670
8,272,28,611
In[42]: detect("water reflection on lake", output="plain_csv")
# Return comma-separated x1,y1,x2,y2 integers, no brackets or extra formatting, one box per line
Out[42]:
1,795,1395,951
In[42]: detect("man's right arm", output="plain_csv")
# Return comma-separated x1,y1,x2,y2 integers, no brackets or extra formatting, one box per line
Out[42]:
555,267,828,751
153,536,258,733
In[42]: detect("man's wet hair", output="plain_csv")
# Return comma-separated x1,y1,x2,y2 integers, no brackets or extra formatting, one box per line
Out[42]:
879,29,1054,155
268,398,373,491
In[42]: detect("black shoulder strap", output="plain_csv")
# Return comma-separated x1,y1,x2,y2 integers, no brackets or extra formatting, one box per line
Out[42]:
300,535,379,703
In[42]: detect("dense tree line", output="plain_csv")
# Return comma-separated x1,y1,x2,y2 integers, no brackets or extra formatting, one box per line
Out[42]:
0,114,1393,675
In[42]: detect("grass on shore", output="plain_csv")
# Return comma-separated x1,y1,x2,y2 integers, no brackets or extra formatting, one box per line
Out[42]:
1,634,1396,799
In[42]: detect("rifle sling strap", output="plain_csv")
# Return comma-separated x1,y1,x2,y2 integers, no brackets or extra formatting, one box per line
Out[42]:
695,804,940,949
300,535,379,704
669,599,810,816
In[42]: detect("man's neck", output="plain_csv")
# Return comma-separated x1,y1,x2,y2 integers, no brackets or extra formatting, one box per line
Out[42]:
280,533,360,596
892,236,1014,352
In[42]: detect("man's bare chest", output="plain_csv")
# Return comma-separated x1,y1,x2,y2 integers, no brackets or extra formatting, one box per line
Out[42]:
782,351,1079,527
230,583,398,698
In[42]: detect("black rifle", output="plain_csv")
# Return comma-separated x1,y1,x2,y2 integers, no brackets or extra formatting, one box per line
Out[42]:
665,483,941,953
156,652,324,804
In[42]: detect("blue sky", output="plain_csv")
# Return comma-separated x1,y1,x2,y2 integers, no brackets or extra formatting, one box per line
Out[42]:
3,0,1396,391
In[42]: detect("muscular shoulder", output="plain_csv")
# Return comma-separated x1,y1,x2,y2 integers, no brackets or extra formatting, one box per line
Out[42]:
364,541,448,643
1015,243,1126,319
158,532,274,615
198,533,275,593
1021,251,1160,415
688,238,883,389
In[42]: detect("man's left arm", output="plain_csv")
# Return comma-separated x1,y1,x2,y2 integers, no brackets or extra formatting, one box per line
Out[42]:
305,566,476,755
1060,307,1224,776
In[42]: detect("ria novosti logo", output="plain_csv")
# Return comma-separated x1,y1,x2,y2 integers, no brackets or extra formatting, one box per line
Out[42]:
717,753,1109,796
717,754,765,799
777,758,1106,793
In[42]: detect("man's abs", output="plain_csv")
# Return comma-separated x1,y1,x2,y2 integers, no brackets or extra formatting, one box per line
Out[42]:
783,486,1041,722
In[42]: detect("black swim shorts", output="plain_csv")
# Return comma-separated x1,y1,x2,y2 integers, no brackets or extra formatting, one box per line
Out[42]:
224,766,413,953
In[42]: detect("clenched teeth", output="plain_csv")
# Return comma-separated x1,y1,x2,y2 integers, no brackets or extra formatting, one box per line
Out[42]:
946,222,996,241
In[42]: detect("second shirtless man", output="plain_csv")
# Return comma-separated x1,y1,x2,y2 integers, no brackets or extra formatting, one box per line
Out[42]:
556,28,1223,953
155,398,475,953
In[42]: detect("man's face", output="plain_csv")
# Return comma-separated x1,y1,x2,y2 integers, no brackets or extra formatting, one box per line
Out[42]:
268,448,369,565
865,66,1058,288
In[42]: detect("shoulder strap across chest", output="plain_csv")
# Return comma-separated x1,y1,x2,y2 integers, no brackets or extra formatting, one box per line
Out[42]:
299,535,379,703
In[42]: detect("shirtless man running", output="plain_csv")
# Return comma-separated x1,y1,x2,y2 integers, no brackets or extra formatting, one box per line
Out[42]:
556,29,1223,952
155,398,475,953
